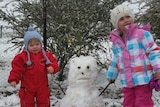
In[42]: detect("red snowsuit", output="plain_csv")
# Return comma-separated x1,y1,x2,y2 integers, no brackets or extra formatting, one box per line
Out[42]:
8,50,59,107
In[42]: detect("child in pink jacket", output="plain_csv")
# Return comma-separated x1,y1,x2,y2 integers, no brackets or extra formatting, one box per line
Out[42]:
8,27,59,107
106,4,160,107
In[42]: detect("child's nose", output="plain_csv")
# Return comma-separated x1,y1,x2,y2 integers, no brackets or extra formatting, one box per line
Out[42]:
124,18,130,24
124,17,128,21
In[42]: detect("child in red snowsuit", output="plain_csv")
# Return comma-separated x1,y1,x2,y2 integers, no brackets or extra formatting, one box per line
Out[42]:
8,27,59,107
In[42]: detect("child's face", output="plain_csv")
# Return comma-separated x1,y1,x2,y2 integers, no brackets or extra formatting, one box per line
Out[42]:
118,16,133,33
28,39,42,53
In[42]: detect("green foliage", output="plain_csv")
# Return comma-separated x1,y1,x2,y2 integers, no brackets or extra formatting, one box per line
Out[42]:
135,0,160,44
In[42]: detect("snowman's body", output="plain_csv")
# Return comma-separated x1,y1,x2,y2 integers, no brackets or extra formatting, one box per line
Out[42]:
60,55,105,107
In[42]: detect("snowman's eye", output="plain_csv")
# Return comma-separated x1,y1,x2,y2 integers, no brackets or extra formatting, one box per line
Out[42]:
87,66,90,69
77,66,81,69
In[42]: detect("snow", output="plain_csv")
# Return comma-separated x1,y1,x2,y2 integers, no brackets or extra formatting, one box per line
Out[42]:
0,36,20,107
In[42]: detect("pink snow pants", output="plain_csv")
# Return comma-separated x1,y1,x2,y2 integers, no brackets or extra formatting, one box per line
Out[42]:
122,84,153,107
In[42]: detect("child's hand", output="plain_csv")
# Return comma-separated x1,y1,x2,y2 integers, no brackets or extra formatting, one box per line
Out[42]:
154,72,160,79
10,81,17,88
108,80,115,84
47,66,54,73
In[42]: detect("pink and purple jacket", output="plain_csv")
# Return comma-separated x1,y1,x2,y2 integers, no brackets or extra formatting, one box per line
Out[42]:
106,23,160,88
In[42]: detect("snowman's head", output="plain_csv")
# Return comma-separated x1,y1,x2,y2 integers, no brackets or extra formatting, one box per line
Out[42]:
68,55,98,86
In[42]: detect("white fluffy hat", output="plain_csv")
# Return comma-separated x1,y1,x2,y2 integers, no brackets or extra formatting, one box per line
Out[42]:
110,4,135,28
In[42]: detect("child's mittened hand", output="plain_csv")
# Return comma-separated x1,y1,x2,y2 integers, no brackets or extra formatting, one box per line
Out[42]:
10,81,16,88
47,66,54,73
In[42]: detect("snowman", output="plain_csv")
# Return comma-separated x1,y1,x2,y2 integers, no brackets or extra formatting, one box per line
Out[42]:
59,55,105,107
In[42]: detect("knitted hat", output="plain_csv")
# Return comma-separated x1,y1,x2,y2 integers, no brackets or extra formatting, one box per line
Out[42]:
24,27,51,65
110,4,135,28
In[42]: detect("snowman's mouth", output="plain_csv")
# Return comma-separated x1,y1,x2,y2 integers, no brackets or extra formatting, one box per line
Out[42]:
78,78,90,80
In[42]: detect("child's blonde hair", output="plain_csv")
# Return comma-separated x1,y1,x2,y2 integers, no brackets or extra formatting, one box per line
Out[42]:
28,38,41,44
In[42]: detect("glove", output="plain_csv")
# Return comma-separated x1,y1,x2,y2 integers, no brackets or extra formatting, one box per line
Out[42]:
149,78,160,92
